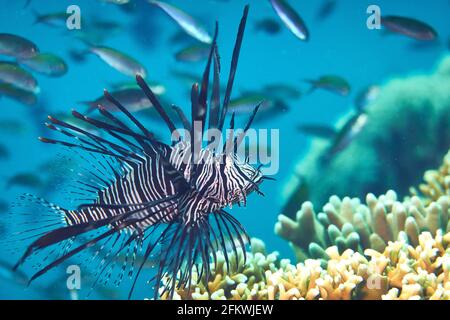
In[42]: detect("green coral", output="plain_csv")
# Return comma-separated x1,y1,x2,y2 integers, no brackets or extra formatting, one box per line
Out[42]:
284,54,450,209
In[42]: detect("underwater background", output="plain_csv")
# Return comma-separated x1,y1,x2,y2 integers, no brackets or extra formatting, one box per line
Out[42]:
0,0,449,299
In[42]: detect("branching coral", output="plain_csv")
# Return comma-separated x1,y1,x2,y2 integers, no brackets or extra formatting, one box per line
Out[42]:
410,149,450,203
275,190,449,261
160,231,450,300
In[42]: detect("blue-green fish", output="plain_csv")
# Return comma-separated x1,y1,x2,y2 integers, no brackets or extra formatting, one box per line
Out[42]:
0,83,38,106
99,0,130,4
0,144,9,160
90,46,147,77
82,88,153,112
110,81,166,95
381,15,438,41
269,0,309,41
355,85,380,112
263,83,301,100
0,119,27,135
6,172,44,189
228,93,288,122
0,33,39,59
19,53,68,77
175,44,210,62
297,124,336,139
254,18,282,35
150,0,212,44
33,11,68,27
0,62,40,93
0,200,8,213
305,75,351,96
316,0,337,21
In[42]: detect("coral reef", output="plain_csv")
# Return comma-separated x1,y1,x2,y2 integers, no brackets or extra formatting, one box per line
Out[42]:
276,149,450,262
410,149,450,203
275,190,449,262
159,238,281,300
284,55,450,209
160,231,450,300
159,150,450,300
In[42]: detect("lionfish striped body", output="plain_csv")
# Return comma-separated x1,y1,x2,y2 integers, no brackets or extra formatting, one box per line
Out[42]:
9,6,268,299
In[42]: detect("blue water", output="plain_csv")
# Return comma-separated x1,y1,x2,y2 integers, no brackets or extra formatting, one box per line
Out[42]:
0,0,448,299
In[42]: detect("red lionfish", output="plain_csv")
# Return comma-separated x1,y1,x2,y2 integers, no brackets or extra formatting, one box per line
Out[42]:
9,5,270,299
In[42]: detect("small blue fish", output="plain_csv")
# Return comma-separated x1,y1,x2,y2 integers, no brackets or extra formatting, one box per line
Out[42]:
175,44,210,62
0,33,39,59
305,75,351,96
254,18,282,35
381,15,438,41
6,172,44,190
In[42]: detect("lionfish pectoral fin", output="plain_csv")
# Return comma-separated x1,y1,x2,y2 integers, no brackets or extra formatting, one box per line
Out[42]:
150,209,251,300
128,221,179,300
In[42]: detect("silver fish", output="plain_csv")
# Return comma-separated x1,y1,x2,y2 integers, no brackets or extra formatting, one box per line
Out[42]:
150,0,212,44
269,0,309,41
82,88,153,112
329,113,368,156
0,83,38,106
381,15,438,41
175,44,210,62
355,85,380,112
19,53,68,77
90,46,147,77
0,62,40,93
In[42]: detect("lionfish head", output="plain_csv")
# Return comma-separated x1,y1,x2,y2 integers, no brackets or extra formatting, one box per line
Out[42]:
223,153,264,205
